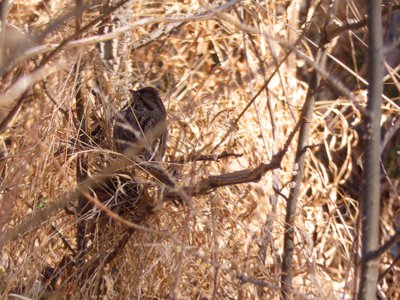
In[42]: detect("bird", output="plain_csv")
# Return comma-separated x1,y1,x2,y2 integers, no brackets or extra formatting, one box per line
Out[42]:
113,87,167,162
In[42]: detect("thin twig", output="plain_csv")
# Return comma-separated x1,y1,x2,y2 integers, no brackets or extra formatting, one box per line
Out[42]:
42,80,69,118
365,230,400,262
18,1,242,64
172,151,242,164
378,253,400,282
324,4,400,44
37,0,132,69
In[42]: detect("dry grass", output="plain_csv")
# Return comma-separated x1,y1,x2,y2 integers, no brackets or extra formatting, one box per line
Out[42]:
0,0,399,299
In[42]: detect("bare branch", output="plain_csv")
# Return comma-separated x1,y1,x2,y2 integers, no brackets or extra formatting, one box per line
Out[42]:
357,1,383,298
165,119,302,200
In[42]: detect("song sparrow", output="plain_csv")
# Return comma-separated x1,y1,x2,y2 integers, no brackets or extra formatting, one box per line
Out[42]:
114,87,167,161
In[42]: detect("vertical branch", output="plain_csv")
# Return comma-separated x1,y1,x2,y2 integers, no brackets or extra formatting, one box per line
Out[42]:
358,0,383,298
75,0,90,254
280,32,316,300
280,68,320,299
280,2,335,296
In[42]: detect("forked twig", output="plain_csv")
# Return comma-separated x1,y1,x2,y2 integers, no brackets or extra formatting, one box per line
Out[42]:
165,118,302,200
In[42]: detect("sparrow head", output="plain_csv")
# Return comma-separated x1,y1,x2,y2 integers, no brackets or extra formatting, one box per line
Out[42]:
130,87,166,115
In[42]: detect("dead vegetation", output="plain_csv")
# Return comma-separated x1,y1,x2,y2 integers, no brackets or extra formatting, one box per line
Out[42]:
0,0,399,299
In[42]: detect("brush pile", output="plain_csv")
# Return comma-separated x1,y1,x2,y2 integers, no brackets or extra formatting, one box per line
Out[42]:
0,1,399,299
